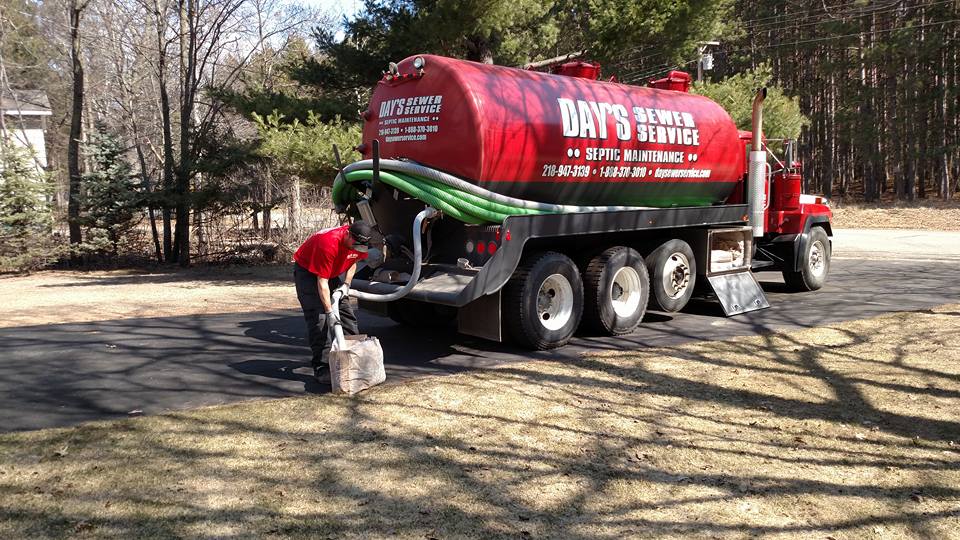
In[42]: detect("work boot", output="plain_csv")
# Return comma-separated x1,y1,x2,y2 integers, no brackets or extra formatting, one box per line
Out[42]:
314,364,330,383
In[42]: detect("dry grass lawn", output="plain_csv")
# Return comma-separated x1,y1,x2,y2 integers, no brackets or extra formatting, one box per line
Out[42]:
0,265,297,328
831,199,960,231
2,305,959,538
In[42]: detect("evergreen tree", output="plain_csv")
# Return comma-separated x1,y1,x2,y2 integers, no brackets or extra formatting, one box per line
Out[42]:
714,0,960,201
214,36,353,124
693,64,808,143
581,0,734,72
253,111,362,185
79,127,142,257
0,142,58,272
296,0,567,108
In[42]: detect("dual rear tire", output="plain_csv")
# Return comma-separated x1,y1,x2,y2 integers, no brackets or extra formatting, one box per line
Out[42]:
468,239,700,350
581,246,649,336
504,252,584,350
504,246,655,349
645,239,697,313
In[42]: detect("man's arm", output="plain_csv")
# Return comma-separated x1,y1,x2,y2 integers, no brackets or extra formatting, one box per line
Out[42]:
343,263,358,289
317,276,333,313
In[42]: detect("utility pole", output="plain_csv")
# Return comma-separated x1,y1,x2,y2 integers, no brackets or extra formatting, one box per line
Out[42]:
697,41,719,82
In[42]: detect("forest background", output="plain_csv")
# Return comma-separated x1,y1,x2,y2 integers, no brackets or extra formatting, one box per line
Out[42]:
0,0,957,271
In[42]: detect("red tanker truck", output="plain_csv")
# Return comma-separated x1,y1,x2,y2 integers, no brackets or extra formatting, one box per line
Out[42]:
334,54,832,350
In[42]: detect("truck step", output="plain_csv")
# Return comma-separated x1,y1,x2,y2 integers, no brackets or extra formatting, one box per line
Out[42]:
707,270,770,316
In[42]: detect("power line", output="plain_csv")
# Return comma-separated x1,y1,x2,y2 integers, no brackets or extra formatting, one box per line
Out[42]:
740,0,954,36
622,56,701,84
609,1,957,84
616,16,960,84
607,0,916,66
735,0,903,28
724,16,960,55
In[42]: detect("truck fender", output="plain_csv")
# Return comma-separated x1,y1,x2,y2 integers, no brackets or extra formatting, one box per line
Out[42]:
792,216,833,272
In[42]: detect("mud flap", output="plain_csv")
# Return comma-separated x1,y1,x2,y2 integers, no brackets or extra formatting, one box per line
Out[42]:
458,291,502,342
707,271,769,316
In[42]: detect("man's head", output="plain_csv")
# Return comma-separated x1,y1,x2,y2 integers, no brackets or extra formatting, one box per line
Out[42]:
346,220,372,253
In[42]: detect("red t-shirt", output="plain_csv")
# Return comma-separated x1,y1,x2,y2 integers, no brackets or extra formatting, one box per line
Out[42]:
293,225,368,279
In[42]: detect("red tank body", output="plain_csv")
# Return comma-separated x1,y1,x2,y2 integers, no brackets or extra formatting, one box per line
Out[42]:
362,55,747,207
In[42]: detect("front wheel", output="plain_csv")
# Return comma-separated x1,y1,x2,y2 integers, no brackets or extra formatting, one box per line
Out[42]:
783,227,830,291
504,251,584,350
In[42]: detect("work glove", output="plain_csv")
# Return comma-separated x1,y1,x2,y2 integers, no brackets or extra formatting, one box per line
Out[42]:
336,283,351,299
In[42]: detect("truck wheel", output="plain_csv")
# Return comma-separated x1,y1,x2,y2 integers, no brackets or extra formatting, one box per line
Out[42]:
582,246,649,335
504,251,583,350
646,239,696,312
783,227,830,291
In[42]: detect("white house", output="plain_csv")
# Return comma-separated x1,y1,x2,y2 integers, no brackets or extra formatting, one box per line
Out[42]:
1,89,52,170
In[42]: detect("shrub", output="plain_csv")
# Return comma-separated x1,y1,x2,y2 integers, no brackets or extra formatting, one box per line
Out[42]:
692,64,808,147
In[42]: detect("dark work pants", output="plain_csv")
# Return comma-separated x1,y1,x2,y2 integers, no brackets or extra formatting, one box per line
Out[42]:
293,262,359,370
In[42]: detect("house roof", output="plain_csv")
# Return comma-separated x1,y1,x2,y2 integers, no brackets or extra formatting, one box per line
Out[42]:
1,89,52,116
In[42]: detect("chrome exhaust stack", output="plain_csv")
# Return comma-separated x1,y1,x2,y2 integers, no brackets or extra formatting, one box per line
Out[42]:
748,87,768,238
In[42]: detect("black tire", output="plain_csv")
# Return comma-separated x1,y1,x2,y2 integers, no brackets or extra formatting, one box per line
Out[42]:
582,246,649,335
504,251,583,350
645,239,697,312
783,226,830,291
387,300,455,327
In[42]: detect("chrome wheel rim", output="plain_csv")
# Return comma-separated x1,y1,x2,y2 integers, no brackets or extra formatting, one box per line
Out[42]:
661,252,691,299
537,273,573,331
610,266,643,318
809,241,826,277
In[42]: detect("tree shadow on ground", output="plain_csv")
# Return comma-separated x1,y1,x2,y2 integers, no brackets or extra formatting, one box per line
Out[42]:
2,307,957,538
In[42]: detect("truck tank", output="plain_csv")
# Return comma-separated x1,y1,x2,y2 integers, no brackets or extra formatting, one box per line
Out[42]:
362,54,747,208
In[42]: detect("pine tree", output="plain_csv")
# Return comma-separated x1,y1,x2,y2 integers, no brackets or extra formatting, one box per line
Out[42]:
0,143,58,272
692,64,808,145
79,127,142,257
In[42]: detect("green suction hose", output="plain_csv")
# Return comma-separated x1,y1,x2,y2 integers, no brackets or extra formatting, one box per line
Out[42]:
334,168,553,224
337,170,486,224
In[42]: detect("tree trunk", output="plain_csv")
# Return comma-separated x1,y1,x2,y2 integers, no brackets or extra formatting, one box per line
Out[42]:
133,129,163,263
918,5,927,200
153,0,175,262
191,108,205,259
822,67,835,198
465,35,494,64
67,0,86,257
263,166,273,241
174,0,196,267
941,54,951,199
903,55,915,201
289,174,302,237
